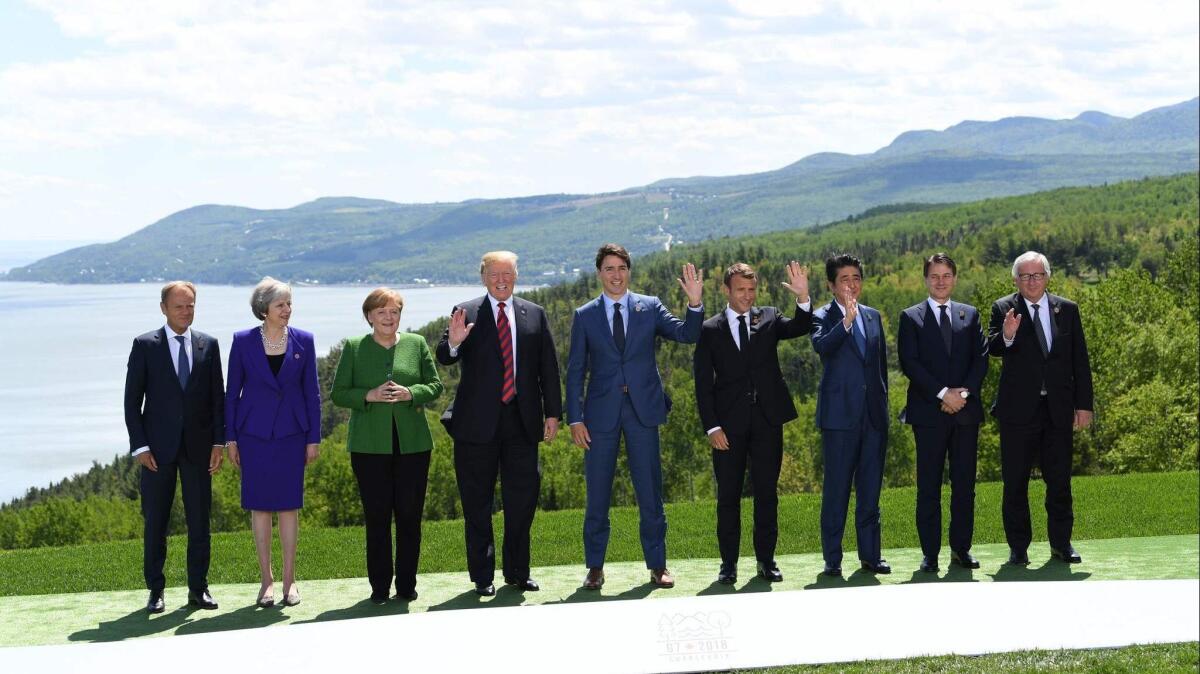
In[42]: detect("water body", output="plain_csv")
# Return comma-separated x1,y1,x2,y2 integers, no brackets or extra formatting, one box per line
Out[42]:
0,282,483,502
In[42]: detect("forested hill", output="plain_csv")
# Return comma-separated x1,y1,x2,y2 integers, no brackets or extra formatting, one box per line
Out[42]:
4,174,1194,550
5,98,1197,286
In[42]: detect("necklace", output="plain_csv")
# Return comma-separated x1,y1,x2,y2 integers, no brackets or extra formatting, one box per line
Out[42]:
260,325,287,351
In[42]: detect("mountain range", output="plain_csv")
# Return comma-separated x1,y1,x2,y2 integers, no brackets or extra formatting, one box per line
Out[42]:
5,97,1196,285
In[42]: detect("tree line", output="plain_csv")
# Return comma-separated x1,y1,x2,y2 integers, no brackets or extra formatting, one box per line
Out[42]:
2,174,1195,549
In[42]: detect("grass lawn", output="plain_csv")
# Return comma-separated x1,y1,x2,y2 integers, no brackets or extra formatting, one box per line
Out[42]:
0,470,1195,596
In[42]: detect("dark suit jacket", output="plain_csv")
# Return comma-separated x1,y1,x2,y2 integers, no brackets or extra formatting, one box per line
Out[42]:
987,292,1094,428
811,302,888,431
225,327,321,444
565,293,702,432
124,327,225,464
436,295,562,445
897,300,988,426
693,304,812,434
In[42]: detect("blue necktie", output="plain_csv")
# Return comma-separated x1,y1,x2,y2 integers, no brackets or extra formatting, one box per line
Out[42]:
175,335,190,388
853,318,867,358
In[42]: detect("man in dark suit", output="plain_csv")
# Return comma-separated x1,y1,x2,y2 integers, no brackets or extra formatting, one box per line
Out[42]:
988,251,1093,565
811,253,890,576
437,251,562,596
123,281,225,613
693,261,812,584
567,243,704,590
897,253,989,573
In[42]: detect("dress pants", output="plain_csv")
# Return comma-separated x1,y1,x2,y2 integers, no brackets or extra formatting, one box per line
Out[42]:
913,420,978,558
583,394,667,569
713,403,783,565
454,401,540,584
140,450,212,593
350,425,431,597
999,397,1074,553
820,419,887,567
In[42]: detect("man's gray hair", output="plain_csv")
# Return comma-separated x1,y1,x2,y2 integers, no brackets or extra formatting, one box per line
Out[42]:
1011,251,1051,278
250,276,292,320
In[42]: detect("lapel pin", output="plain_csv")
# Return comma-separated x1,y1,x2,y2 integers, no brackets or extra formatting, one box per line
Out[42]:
1053,305,1061,314
294,353,301,359
958,309,965,321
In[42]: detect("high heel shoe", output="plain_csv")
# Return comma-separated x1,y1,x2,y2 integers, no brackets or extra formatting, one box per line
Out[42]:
282,584,300,607
257,585,275,608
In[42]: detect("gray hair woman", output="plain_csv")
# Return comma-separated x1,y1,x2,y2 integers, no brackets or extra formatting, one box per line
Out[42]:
225,276,322,607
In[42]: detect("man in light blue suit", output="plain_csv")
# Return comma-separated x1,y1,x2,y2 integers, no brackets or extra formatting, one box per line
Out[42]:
567,243,704,590
811,253,890,577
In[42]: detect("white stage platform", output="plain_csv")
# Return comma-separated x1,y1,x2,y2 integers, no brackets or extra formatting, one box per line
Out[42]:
6,578,1197,672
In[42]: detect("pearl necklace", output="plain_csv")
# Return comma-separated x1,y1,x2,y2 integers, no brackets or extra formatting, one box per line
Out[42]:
260,325,287,351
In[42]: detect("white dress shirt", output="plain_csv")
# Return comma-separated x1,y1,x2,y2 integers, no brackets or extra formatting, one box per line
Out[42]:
132,326,192,457
448,294,517,376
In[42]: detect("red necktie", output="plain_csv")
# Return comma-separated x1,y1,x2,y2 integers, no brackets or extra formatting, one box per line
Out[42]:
497,302,515,403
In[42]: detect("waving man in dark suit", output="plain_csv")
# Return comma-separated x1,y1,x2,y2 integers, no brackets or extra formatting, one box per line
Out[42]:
124,281,225,613
437,251,562,596
897,253,988,573
988,251,1093,566
693,261,812,585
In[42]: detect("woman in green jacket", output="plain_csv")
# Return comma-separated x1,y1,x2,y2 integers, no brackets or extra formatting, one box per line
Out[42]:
332,288,443,603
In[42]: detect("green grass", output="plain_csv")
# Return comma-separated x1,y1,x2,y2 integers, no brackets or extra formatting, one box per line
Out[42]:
1,471,1195,596
746,641,1199,673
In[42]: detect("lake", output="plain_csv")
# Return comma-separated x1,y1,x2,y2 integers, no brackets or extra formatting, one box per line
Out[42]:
0,282,484,502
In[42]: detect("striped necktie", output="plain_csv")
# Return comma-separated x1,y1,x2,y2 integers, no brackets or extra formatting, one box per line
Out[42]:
497,302,515,403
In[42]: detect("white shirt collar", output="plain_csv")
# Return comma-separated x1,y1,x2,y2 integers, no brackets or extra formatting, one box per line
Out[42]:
724,304,750,322
487,294,512,312
927,297,952,312
603,293,629,310
165,325,192,340
1021,293,1048,309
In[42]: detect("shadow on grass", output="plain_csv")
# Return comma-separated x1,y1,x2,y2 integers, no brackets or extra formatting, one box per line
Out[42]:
988,559,1093,582
69,606,193,643
903,564,981,584
427,585,531,611
547,581,660,605
174,604,290,635
295,597,411,624
802,568,884,590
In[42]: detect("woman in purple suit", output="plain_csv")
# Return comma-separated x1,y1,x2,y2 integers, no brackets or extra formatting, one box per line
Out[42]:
225,277,321,608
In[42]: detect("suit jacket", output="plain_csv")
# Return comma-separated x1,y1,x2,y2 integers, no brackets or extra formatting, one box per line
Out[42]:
897,300,988,426
566,292,702,432
330,332,443,454
124,327,225,464
225,327,322,444
987,292,1093,427
693,304,812,434
436,295,562,445
810,302,888,431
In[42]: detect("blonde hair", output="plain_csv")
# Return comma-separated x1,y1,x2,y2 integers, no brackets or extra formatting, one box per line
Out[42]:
479,250,519,275
361,287,405,324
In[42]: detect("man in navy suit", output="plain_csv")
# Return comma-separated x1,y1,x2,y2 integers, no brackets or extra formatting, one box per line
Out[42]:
897,253,988,573
123,281,225,613
567,243,704,590
988,251,1093,565
811,253,890,576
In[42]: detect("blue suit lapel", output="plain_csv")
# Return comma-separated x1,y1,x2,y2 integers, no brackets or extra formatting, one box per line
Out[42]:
588,296,619,356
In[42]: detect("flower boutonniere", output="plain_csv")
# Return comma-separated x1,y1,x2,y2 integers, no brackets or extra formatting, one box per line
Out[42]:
1053,304,1061,315
633,301,645,313
958,309,965,321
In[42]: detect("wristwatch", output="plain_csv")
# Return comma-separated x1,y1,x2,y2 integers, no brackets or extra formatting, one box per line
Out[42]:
959,390,970,399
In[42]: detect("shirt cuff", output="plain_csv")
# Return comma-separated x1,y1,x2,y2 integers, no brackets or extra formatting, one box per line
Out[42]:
687,304,704,313
569,421,582,427
937,387,948,400
1004,337,1014,347
132,446,149,457
797,300,811,311
448,344,459,357
706,427,721,436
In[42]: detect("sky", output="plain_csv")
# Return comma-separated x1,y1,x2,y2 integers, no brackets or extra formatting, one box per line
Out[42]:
0,0,1197,244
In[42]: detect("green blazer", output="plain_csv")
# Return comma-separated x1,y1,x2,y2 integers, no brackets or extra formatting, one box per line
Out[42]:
331,332,443,454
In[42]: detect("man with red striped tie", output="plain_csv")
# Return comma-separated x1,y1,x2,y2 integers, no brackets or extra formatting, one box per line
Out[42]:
437,251,563,596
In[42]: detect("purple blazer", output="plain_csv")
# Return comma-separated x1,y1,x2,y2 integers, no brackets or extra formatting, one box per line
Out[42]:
225,327,321,444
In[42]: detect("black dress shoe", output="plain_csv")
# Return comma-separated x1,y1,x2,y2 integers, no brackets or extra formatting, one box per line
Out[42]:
504,577,540,592
1007,549,1030,566
822,565,842,577
1050,545,1082,564
395,590,418,602
919,556,939,573
951,549,980,569
187,589,218,610
717,562,737,585
369,590,390,604
860,559,892,574
474,582,496,596
757,561,783,583
146,591,165,614
582,567,604,590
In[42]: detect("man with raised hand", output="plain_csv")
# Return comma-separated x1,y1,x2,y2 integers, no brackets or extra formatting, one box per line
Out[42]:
897,253,988,573
567,243,704,590
988,251,1093,566
693,261,812,585
437,251,562,597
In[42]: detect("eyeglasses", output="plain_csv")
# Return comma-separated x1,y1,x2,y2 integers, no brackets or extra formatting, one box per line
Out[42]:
1017,272,1047,282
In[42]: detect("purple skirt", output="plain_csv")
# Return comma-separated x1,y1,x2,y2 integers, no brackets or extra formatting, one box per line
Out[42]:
239,432,306,511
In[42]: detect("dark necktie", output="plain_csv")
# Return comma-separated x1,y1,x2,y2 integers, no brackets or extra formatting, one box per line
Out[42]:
852,317,867,357
612,302,626,353
939,304,952,354
175,335,190,388
496,302,515,403
1030,303,1049,358
737,314,750,356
